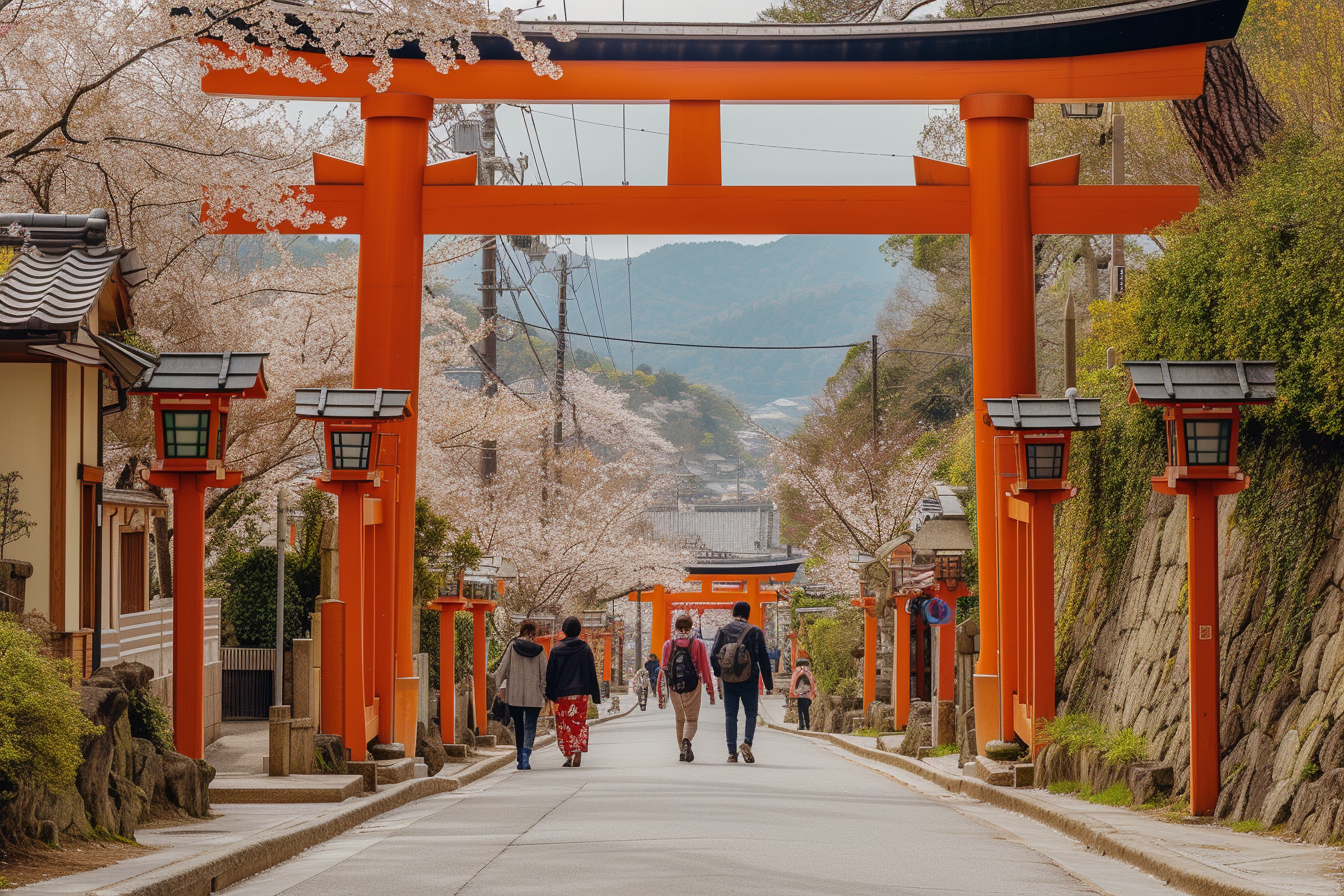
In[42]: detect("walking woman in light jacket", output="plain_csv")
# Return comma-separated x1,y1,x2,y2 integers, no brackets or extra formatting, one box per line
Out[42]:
496,620,547,770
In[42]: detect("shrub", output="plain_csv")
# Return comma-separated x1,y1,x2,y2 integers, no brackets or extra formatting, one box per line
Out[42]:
1047,780,1083,795
1041,712,1109,756
127,688,173,752
586,702,598,720
1103,727,1150,767
0,615,99,793
927,743,959,758
1230,819,1265,834
217,546,306,648
804,611,862,697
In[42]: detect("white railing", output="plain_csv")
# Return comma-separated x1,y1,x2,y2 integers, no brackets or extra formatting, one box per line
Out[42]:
101,598,221,681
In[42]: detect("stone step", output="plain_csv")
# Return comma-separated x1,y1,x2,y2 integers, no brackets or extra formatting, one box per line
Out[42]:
375,757,415,785
474,735,497,749
210,774,364,804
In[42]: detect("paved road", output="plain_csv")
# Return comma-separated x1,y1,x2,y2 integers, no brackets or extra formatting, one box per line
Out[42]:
221,696,1137,896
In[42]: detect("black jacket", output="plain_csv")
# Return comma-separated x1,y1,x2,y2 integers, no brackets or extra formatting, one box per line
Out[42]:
545,636,603,704
710,619,774,692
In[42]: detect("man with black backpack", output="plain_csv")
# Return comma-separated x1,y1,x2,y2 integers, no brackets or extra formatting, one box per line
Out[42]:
659,614,716,761
711,601,774,764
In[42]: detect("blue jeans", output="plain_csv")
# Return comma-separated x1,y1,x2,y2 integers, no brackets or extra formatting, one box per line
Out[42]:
510,705,540,756
724,686,758,753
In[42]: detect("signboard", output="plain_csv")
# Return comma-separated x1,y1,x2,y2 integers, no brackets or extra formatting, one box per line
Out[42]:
711,580,746,593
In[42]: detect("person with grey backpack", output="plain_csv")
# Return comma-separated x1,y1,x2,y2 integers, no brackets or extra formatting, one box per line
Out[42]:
710,601,774,763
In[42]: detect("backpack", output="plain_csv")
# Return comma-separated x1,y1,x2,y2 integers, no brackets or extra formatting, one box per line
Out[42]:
667,640,700,694
717,624,755,684
794,671,815,699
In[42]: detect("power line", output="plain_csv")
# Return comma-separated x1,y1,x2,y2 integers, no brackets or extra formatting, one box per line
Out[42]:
523,108,913,160
496,317,868,351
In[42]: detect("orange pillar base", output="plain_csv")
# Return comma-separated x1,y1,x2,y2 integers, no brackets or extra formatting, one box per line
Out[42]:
320,600,346,748
438,607,457,744
472,607,489,736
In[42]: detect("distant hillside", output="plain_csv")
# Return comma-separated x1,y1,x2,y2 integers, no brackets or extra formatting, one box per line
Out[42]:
437,235,911,407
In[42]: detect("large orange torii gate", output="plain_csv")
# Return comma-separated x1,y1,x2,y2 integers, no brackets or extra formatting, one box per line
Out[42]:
200,0,1244,771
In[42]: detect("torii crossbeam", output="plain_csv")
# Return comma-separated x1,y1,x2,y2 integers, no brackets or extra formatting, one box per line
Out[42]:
202,0,1244,765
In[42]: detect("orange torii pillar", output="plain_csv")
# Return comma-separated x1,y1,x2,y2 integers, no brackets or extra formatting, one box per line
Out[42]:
430,596,468,744
852,593,879,711
893,595,913,727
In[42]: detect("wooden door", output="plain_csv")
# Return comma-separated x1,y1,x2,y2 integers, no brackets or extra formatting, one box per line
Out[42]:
119,531,146,615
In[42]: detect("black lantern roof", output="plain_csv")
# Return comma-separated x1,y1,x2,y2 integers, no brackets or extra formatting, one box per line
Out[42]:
984,389,1102,431
1124,359,1276,405
132,351,268,396
295,387,412,421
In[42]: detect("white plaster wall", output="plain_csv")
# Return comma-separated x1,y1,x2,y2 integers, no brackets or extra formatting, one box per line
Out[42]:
0,363,51,616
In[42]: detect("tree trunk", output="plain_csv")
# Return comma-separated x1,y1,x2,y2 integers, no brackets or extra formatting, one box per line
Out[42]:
1171,42,1282,191
152,514,173,604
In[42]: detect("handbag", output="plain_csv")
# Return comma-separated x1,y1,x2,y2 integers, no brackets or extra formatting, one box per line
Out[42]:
491,678,510,723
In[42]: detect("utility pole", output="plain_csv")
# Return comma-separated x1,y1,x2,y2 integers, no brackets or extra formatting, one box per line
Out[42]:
871,334,880,448
273,490,286,707
1110,104,1126,298
479,103,499,480
553,254,568,451
1063,291,1077,390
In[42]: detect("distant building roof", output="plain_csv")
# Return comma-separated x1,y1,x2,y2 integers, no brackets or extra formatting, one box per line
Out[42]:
102,488,169,510
132,351,268,397
910,518,975,554
984,391,1102,431
645,502,780,557
1124,359,1276,405
295,387,412,420
934,484,966,519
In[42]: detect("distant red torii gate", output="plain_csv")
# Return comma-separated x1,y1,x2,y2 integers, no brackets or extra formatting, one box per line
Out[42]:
200,1,1239,790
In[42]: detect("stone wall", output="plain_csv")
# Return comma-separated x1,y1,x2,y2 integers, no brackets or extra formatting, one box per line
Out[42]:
1054,473,1344,840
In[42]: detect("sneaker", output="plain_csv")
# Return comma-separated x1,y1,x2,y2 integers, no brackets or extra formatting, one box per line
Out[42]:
740,742,754,764
678,746,687,762
563,756,573,768
573,752,582,768
683,738,694,763
727,753,738,763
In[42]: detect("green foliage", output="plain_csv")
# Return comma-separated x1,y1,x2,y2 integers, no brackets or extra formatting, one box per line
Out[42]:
802,610,863,697
1231,819,1266,834
926,743,960,757
1087,783,1134,807
1043,713,1150,768
586,702,598,720
1048,780,1084,795
127,688,173,753
413,500,480,689
1113,133,1344,440
1041,712,1110,756
850,726,882,738
0,615,100,794
218,546,305,648
1300,761,1321,783
1103,728,1150,767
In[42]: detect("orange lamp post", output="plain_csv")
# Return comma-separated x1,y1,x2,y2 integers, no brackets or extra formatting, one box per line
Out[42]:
1124,360,1276,816
910,514,975,732
133,352,268,760
984,390,1100,757
297,387,411,761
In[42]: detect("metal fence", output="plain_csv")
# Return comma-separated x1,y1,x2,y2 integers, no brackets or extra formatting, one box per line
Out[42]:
222,647,275,719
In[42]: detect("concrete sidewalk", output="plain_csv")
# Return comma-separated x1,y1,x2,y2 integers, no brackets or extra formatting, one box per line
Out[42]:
758,696,1344,896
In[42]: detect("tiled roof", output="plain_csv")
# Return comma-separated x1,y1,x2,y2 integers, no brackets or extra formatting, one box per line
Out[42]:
0,248,136,331
984,391,1102,431
645,503,780,556
295,387,412,420
910,518,975,553
1124,359,1276,405
133,352,268,395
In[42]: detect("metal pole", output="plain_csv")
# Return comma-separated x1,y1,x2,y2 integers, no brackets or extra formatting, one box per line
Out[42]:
1110,104,1126,298
871,334,879,447
274,490,286,706
480,104,498,481
1063,291,1077,390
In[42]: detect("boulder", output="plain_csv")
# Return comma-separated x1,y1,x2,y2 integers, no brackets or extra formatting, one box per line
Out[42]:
488,719,515,746
161,751,213,818
369,742,406,761
898,701,933,757
314,734,348,775
1126,762,1175,806
415,722,447,777
985,739,1026,762
75,685,131,835
131,738,164,816
957,707,976,768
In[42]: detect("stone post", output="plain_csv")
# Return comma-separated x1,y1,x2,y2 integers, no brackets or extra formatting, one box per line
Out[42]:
268,705,292,777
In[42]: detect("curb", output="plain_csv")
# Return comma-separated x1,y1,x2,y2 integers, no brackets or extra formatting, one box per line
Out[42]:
90,739,553,896
759,716,1275,896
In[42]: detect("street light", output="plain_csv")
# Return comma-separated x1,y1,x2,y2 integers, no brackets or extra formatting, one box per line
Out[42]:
1124,358,1276,816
